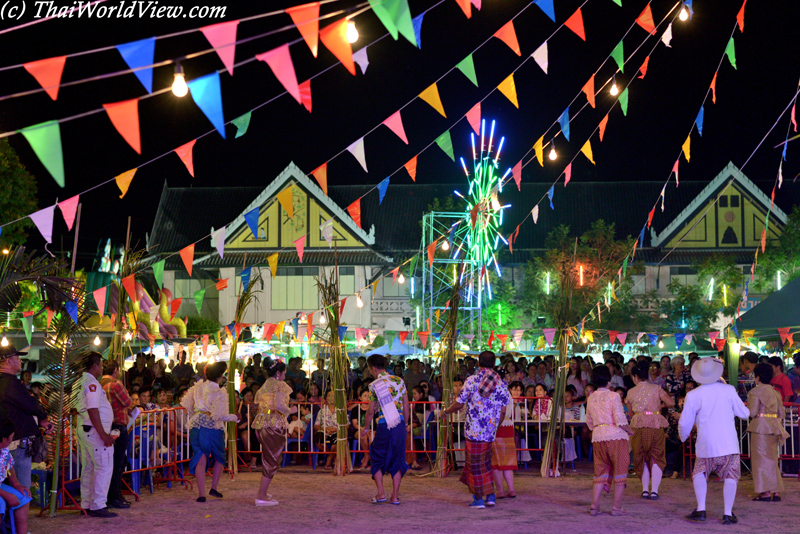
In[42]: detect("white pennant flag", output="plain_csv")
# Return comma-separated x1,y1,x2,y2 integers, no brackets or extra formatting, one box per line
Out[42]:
29,205,56,244
532,42,548,74
661,186,666,212
778,162,783,189
532,205,539,224
347,138,368,172
211,226,226,258
353,47,369,74
320,217,333,247
661,23,673,48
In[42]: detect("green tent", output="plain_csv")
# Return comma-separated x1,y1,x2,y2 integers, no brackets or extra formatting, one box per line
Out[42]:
734,274,800,338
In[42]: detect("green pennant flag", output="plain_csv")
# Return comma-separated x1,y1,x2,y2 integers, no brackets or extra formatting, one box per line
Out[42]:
611,40,624,73
456,54,478,87
619,87,629,116
232,111,251,138
194,288,206,314
22,316,33,345
369,0,416,47
622,256,629,277
409,254,418,277
152,259,165,287
20,120,64,188
725,37,736,69
435,130,455,161
215,331,222,352
612,0,622,6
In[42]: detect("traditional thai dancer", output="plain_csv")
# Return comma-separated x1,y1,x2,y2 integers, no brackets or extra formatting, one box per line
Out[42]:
181,361,239,502
442,351,511,509
253,360,295,507
680,357,749,525
361,354,409,505
626,362,674,500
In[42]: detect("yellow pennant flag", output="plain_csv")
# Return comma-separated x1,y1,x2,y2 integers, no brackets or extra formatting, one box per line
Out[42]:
267,252,279,278
497,74,518,108
534,136,544,166
581,139,595,165
435,309,441,324
584,330,594,342
419,83,446,117
682,135,691,162
115,168,137,198
128,312,137,329
275,321,285,339
536,336,545,350
372,279,379,298
276,186,294,218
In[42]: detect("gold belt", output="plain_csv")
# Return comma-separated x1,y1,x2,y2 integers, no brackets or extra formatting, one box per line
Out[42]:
594,423,610,428
643,412,657,415
198,411,211,415
757,414,778,418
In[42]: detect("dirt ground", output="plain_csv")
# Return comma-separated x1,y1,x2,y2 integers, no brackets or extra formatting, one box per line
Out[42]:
28,463,798,534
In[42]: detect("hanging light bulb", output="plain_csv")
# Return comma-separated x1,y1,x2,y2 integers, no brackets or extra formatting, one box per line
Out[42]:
441,240,450,251
398,273,406,284
124,332,132,341
356,293,364,308
346,20,359,43
548,145,557,161
320,313,327,325
1,336,8,347
610,79,619,96
658,338,665,349
679,6,689,21
172,63,188,97
93,335,101,346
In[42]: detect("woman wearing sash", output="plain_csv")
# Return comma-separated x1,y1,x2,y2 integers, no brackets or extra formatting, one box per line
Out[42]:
747,363,789,502
361,354,410,505
253,360,295,507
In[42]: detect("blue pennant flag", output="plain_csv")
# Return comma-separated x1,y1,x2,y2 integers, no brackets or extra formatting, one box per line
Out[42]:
412,13,424,48
647,334,658,346
696,107,704,137
732,323,739,339
783,140,788,161
241,267,252,292
535,0,556,22
338,325,348,340
377,177,390,205
188,71,226,139
547,185,555,209
745,279,749,299
685,0,694,18
639,226,645,247
291,318,299,338
162,339,170,356
559,108,570,142
675,333,686,348
244,207,259,238
65,300,78,323
117,37,156,93
455,329,460,342
448,224,456,251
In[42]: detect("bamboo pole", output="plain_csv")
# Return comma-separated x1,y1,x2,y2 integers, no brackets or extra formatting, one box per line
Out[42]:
435,280,460,477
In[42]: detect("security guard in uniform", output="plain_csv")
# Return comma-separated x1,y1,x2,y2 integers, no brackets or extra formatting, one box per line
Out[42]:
76,351,118,518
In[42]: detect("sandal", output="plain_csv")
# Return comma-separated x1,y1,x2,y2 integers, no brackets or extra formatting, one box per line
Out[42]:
589,508,603,516
610,509,627,516
506,493,516,498
752,495,772,502
649,492,659,500
772,494,782,502
370,497,387,504
641,491,650,499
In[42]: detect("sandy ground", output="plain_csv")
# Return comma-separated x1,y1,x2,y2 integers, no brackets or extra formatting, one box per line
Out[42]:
28,462,798,534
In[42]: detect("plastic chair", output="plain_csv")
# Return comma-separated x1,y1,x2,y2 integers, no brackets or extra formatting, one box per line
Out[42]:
0,499,16,534
282,410,318,469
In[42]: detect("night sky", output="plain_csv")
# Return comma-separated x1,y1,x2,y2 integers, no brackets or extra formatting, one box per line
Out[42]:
1,0,798,268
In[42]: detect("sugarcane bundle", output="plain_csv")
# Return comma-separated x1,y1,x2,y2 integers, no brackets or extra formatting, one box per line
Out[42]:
435,280,461,477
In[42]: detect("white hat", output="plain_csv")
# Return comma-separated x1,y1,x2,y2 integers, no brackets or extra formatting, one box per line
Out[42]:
691,357,724,385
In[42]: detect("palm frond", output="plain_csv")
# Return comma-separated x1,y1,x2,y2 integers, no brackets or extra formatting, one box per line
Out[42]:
0,246,81,315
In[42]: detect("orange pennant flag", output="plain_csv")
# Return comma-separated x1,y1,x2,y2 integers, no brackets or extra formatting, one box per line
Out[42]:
710,72,718,103
494,20,521,56
466,102,481,135
454,0,471,18
299,79,312,112
736,0,746,32
216,278,229,290
180,244,195,277
497,74,518,108
427,241,436,268
761,228,766,253
635,3,656,35
565,8,586,41
311,163,328,194
347,198,362,228
170,297,182,320
638,56,650,79
582,74,596,108
175,139,196,177
340,297,347,316
24,56,67,101
286,2,320,57
599,114,609,141
103,99,141,154
277,186,294,218
419,83,446,117
405,156,417,182
46,308,55,329
115,168,137,198
319,18,355,75
121,274,136,301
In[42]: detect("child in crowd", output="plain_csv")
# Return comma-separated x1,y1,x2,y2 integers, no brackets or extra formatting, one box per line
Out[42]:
0,417,32,534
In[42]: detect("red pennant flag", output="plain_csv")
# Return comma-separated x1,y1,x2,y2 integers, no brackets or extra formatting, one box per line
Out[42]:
608,330,619,344
470,205,479,228
319,18,355,75
761,228,766,253
340,296,348,315
454,0,471,18
180,244,195,276
418,331,430,348
121,275,136,301
175,139,197,177
497,334,508,350
347,198,361,228
778,327,790,344
398,331,409,344
564,163,572,186
632,238,638,258
201,20,239,75
58,195,80,231
672,159,680,186
494,21,521,56
487,330,495,347
46,308,55,329
427,241,436,268
512,161,522,190
638,56,650,79
508,231,514,254
22,311,34,317
617,332,628,345
286,2,320,57
103,99,141,154
635,3,656,35
202,334,209,356
93,287,107,317
311,163,328,195
24,56,67,100
404,156,418,182
391,267,400,285
264,323,277,341
736,0,746,32
466,103,481,135
582,74,595,108
216,278,229,291
299,79,312,112
257,44,301,104
715,338,726,352
235,323,246,339
170,298,182,320
647,208,655,228
383,111,409,144
710,72,718,103
771,187,775,205
294,235,305,263
599,114,609,141
564,9,586,41
307,316,316,340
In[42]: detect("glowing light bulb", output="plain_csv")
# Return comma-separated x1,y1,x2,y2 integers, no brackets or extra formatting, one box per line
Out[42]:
581,336,588,344
356,293,364,308
320,313,327,325
398,273,406,284
93,335,101,346
1,336,8,347
2,249,8,254
172,63,188,97
610,82,619,96
346,21,359,43
679,7,689,21
491,196,501,211
124,332,132,341
658,339,664,349
441,241,450,251
548,146,557,160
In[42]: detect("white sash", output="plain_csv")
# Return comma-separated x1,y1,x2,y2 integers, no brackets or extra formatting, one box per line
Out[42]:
373,378,401,429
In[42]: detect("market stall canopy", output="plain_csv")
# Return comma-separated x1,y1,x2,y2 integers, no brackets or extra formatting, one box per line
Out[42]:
367,338,422,356
734,274,800,337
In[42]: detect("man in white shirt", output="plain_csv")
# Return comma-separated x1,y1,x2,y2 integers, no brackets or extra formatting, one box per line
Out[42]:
76,352,117,518
679,358,749,525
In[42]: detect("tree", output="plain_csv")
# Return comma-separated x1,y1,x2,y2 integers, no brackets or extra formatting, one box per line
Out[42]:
753,206,800,294
0,139,38,246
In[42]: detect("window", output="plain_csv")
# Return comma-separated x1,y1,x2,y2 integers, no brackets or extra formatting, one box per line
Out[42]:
382,276,409,298
339,267,355,295
730,195,739,207
719,195,728,207
631,275,646,295
669,266,698,286
271,267,318,310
